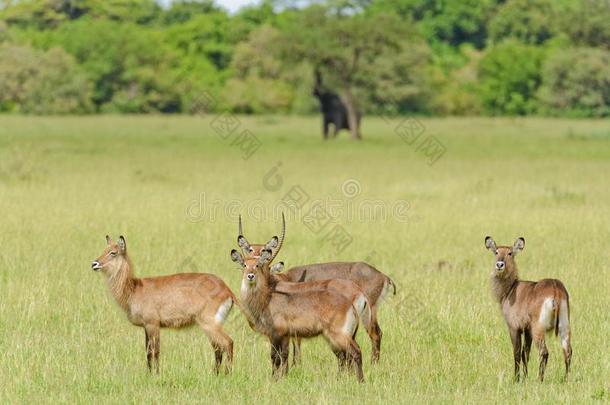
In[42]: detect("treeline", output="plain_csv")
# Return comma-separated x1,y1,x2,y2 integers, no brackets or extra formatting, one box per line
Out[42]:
0,0,609,117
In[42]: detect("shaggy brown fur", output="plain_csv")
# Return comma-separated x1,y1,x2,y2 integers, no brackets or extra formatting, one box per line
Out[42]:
485,236,572,382
91,235,235,374
237,217,394,364
231,246,365,382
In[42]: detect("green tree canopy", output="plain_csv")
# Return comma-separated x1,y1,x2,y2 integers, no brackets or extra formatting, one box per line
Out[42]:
0,43,92,113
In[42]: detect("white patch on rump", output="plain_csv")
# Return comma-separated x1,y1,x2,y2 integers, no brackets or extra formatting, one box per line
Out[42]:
538,297,556,330
342,308,358,336
214,298,233,324
378,279,391,305
558,299,570,350
354,294,367,317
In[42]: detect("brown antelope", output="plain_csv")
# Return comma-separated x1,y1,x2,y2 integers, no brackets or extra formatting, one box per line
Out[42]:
91,235,235,374
485,236,572,382
230,244,366,382
238,215,395,364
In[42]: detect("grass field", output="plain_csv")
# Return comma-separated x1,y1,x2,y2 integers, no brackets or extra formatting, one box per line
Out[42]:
0,115,609,403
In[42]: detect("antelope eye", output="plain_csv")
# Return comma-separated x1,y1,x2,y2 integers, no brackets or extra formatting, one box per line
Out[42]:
110,251,117,257
495,250,498,255
508,252,512,256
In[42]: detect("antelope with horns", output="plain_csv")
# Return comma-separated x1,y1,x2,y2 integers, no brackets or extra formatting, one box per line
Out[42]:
91,235,235,374
485,236,572,382
231,244,366,382
238,214,395,364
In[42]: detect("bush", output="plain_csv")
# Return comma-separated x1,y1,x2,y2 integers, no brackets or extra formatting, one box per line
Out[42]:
48,19,183,112
222,76,294,113
478,41,545,115
488,0,556,45
0,44,92,114
429,45,483,115
538,48,610,117
222,25,294,113
558,0,610,49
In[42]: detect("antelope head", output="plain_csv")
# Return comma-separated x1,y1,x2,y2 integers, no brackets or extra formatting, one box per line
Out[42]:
91,235,128,275
485,236,525,278
231,243,275,291
237,213,286,264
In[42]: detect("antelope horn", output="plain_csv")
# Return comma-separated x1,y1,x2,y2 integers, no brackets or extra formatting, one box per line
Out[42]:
270,212,285,262
238,214,244,236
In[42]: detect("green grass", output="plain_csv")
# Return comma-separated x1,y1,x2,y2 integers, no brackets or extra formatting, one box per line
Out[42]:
0,115,609,403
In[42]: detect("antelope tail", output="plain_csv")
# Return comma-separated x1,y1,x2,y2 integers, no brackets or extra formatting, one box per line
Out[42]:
554,290,561,337
388,277,397,295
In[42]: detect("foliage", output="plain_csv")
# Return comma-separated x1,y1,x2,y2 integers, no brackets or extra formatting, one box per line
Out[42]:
0,0,608,116
34,18,183,112
0,0,161,28
0,43,92,113
278,9,424,117
539,48,610,117
557,0,610,49
478,41,545,115
428,45,483,115
371,0,498,48
488,0,557,45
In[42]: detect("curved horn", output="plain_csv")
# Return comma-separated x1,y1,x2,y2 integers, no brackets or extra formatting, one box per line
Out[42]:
238,214,244,236
270,212,285,262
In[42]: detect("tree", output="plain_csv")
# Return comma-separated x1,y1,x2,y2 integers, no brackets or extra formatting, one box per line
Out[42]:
161,0,218,25
0,0,160,28
558,0,610,49
372,0,498,49
46,18,183,112
488,0,557,45
281,8,410,139
0,20,9,43
224,25,294,113
0,44,92,113
538,48,610,117
478,41,545,115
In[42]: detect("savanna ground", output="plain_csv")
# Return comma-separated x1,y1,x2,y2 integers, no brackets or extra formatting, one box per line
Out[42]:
0,115,609,403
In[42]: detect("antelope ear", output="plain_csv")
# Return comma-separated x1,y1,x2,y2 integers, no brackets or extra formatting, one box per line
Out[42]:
512,237,525,254
106,235,113,245
230,249,244,267
485,236,496,252
118,236,127,252
258,248,272,265
270,261,285,274
265,236,279,250
237,235,250,250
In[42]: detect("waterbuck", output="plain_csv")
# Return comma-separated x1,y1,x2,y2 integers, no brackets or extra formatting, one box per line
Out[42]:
238,215,395,364
231,245,366,382
91,235,235,374
485,236,572,382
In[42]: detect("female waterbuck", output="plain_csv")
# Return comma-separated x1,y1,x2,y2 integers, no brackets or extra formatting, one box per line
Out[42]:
230,244,366,382
91,235,235,374
484,236,572,382
237,215,395,364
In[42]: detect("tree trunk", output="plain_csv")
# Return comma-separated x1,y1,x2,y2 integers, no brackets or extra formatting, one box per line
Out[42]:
341,87,361,140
